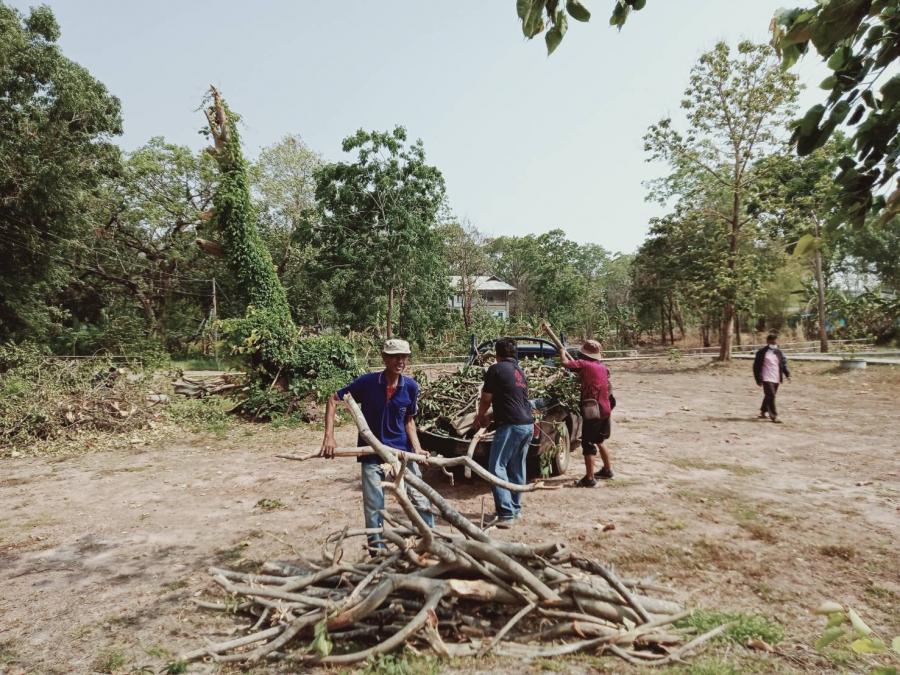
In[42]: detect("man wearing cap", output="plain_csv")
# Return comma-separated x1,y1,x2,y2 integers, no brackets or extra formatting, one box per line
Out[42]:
473,337,534,528
320,339,434,553
559,340,615,488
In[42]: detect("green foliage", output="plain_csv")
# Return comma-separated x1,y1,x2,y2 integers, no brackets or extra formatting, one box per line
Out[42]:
360,651,441,675
813,602,900,674
164,397,233,435
417,362,579,428
255,498,283,512
772,3,900,231
308,617,332,657
643,41,800,358
0,2,122,341
675,610,785,646
311,126,449,342
486,229,615,340
161,662,188,675
95,649,128,673
204,94,290,321
0,342,156,450
516,0,648,53
251,134,326,327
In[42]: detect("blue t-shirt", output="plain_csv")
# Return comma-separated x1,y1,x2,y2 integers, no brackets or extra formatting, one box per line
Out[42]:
336,371,419,464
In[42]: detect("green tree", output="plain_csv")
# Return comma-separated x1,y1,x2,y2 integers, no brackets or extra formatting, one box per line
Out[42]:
644,42,800,360
80,138,216,346
312,126,448,341
751,136,852,351
251,134,327,326
0,2,122,340
440,218,490,330
486,234,540,318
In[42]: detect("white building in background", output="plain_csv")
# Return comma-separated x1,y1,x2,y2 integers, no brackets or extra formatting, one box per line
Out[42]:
449,275,517,320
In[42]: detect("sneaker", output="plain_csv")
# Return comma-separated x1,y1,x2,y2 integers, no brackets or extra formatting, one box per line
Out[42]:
594,468,615,480
757,413,768,419
771,417,782,424
574,476,597,488
484,515,515,529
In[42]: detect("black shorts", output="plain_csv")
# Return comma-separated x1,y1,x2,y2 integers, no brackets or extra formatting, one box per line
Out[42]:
581,417,610,455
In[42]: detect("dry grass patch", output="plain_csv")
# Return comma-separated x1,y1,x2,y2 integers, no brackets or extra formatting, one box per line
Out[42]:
671,458,761,476
819,544,856,560
738,521,778,544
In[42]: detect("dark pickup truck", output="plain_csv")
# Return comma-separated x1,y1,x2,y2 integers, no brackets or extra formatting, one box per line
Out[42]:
417,335,582,477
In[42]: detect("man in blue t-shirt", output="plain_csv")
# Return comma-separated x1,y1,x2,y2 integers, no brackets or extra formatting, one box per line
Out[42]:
320,339,434,552
473,337,534,529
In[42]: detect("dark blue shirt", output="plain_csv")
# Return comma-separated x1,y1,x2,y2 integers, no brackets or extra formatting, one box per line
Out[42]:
336,371,419,464
483,358,533,425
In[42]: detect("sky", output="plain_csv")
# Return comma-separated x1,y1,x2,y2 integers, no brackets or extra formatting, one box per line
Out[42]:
15,0,830,255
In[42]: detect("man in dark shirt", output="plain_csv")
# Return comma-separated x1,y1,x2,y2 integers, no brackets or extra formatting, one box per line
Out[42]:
320,339,434,553
473,337,534,528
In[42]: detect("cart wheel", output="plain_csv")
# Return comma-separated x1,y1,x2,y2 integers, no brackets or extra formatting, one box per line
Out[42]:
551,426,570,476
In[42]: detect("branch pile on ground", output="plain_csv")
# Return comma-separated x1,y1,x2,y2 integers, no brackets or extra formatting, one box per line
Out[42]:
186,394,725,667
0,345,163,450
416,362,579,433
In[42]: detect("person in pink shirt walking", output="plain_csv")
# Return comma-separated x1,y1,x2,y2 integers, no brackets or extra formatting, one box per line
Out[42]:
753,333,791,423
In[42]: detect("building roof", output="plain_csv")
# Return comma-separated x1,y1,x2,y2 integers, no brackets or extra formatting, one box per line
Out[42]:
450,275,516,292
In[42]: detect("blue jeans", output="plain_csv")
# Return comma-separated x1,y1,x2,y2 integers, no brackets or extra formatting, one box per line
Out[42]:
488,423,533,518
361,460,435,550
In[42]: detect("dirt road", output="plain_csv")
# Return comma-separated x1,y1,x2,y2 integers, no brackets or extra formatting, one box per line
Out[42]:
1,360,898,674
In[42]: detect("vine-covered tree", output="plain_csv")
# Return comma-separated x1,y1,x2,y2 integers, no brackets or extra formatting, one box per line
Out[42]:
644,42,800,360
0,2,122,340
312,127,448,340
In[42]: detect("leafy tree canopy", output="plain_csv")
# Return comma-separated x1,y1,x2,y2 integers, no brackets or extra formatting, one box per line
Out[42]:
311,126,449,342
0,1,122,339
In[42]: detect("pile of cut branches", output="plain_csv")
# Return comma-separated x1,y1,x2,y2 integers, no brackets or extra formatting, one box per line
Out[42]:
416,361,579,431
0,343,161,451
185,395,725,667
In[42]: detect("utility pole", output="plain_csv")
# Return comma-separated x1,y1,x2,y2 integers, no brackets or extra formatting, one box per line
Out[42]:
212,278,219,368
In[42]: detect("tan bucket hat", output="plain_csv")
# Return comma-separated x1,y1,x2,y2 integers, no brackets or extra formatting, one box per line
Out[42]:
578,340,602,360
383,339,411,355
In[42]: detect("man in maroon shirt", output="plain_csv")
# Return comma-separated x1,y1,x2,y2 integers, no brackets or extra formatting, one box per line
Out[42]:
558,340,615,488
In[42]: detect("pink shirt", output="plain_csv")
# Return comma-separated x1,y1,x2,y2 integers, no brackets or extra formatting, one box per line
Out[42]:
562,359,611,418
762,349,781,383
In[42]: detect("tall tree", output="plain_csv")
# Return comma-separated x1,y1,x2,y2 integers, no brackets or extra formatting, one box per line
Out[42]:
752,136,852,352
80,138,216,345
441,218,490,330
251,135,325,326
312,126,447,340
0,2,122,340
644,42,799,360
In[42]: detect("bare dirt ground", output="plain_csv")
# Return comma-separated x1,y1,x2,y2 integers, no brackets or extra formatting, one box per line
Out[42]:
1,360,898,674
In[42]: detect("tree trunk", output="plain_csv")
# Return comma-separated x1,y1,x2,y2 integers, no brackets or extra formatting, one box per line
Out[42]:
386,284,394,340
667,298,675,345
734,313,741,347
674,301,685,339
659,300,667,346
813,224,829,354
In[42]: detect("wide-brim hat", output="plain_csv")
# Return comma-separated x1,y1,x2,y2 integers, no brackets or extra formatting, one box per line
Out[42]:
578,340,602,360
383,339,411,355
